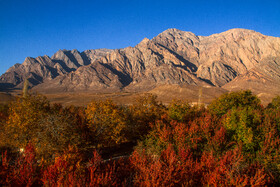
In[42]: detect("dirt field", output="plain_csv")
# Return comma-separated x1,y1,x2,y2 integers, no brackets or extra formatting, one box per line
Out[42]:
1,84,277,106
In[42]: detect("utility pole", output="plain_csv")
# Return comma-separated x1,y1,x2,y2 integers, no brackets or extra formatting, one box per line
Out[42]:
198,87,202,106
23,79,29,98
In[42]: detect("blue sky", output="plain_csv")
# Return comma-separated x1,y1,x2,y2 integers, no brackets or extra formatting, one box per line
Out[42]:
1,0,280,75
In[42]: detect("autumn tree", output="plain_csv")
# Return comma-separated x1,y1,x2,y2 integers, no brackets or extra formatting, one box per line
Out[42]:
131,145,199,186
61,105,93,150
85,99,128,147
41,146,85,186
138,112,220,158
4,94,50,149
0,104,9,149
3,94,88,159
256,96,280,182
129,94,166,140
0,104,9,120
36,111,86,159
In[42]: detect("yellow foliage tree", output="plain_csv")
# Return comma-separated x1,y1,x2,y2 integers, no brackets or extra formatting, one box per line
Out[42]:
85,99,128,147
129,94,166,139
5,94,50,149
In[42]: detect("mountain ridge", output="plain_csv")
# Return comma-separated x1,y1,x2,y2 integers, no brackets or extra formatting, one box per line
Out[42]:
1,28,280,103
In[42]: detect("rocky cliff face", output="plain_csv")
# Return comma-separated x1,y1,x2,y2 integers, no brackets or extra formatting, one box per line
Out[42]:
1,28,280,97
0,49,112,90
152,28,280,86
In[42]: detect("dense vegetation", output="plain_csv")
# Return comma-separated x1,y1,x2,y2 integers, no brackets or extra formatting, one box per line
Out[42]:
0,91,280,186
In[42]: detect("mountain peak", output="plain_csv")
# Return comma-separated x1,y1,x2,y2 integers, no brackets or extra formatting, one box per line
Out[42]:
161,28,196,36
209,28,265,39
71,49,79,53
165,28,182,32
136,37,151,49
224,28,256,33
139,37,150,45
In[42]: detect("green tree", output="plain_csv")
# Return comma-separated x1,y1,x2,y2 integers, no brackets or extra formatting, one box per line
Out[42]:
223,106,262,153
208,90,261,117
168,100,190,122
267,95,280,110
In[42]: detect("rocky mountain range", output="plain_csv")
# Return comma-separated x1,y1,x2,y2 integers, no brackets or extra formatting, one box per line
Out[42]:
1,28,280,103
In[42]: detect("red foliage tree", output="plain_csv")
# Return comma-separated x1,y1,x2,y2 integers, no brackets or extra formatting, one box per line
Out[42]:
88,150,117,186
131,145,200,186
0,151,11,185
12,143,39,186
41,147,85,186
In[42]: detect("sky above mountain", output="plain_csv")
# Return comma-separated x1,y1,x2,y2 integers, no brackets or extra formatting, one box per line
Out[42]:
1,0,280,75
